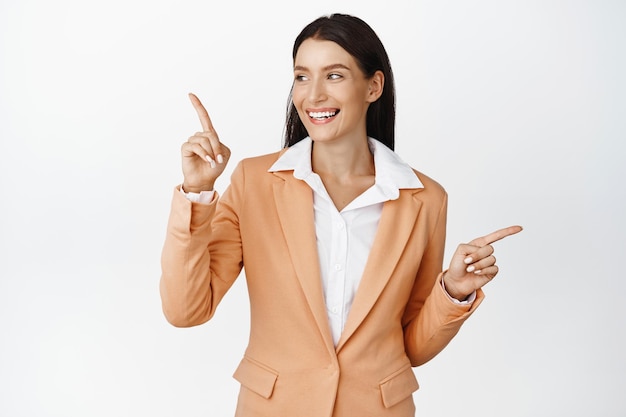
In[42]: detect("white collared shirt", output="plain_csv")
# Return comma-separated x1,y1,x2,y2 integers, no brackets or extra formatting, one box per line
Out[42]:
268,137,423,346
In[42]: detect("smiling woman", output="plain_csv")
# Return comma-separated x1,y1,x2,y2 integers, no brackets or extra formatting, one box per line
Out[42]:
159,13,521,417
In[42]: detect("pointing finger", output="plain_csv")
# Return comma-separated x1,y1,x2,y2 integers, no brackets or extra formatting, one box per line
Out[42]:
469,225,523,247
189,92,215,133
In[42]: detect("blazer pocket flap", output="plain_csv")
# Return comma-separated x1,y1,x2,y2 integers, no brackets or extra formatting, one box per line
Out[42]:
233,357,278,399
379,364,419,408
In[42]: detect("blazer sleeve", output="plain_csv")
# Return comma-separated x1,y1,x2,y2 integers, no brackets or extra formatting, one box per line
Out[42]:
159,162,246,327
402,192,485,366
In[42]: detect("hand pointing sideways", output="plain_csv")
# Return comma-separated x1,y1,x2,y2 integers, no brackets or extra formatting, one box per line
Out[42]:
444,225,523,301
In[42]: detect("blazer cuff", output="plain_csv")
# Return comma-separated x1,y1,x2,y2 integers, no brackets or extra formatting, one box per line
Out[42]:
170,185,219,233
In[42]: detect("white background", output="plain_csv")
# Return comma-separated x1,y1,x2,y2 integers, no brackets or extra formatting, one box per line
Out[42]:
1,0,625,416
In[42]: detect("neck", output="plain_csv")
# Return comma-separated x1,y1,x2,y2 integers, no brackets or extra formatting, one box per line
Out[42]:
311,136,374,180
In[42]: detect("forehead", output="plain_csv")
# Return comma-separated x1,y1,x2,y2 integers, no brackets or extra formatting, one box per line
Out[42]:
294,38,357,69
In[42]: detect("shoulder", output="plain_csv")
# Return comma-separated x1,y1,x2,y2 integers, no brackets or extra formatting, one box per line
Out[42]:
412,169,447,198
228,150,286,188
219,151,285,205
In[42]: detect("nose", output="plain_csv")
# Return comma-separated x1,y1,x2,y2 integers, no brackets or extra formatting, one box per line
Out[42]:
308,78,327,103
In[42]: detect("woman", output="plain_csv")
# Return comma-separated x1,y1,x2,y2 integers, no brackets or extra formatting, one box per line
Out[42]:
160,13,521,417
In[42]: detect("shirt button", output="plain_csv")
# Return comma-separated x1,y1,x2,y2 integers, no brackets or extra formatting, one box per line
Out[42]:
331,307,339,314
337,222,345,230
334,264,342,271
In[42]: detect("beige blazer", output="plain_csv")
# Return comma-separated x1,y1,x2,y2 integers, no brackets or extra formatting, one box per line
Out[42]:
160,151,484,417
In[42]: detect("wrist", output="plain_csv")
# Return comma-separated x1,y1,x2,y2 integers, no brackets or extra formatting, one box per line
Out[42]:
442,272,470,302
182,182,215,194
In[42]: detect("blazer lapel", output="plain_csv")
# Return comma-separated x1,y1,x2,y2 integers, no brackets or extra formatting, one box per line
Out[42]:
336,189,423,352
271,172,335,353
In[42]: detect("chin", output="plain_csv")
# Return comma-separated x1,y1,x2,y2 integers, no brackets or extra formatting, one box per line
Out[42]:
306,126,339,142
308,132,338,144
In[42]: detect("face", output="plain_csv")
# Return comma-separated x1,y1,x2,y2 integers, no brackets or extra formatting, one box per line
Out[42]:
292,38,383,145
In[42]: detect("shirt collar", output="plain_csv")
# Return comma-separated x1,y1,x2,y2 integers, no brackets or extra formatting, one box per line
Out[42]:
268,137,423,200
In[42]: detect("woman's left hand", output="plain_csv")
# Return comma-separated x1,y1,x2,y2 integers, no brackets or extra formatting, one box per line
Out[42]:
443,225,523,301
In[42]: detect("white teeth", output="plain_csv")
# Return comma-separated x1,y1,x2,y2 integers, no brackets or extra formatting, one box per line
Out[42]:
309,111,337,119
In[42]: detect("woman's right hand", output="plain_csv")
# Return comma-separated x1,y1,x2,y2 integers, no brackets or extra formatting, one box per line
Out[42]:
180,93,231,193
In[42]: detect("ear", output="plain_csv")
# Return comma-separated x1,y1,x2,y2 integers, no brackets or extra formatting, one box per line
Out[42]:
366,70,385,103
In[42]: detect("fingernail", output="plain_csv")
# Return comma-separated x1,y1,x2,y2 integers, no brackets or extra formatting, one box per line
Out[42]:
474,270,482,274
205,155,214,164
466,265,475,273
217,154,224,164
464,257,473,264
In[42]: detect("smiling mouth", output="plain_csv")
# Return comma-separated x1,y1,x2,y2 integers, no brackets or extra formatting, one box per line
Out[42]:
308,110,339,121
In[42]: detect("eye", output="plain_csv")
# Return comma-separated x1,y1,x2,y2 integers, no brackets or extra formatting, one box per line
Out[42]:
328,73,342,80
294,74,308,82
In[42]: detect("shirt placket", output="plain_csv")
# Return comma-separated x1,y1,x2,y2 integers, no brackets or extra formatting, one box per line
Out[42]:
327,209,348,345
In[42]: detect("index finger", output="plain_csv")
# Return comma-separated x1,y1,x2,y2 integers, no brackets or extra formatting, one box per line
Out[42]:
188,92,215,132
469,225,523,247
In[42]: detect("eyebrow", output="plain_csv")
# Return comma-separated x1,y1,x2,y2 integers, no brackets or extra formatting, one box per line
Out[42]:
293,63,351,72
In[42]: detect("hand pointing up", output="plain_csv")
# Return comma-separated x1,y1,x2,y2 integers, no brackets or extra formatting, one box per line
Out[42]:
181,93,231,193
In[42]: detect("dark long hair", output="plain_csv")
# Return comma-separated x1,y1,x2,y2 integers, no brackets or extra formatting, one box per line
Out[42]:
283,14,396,150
